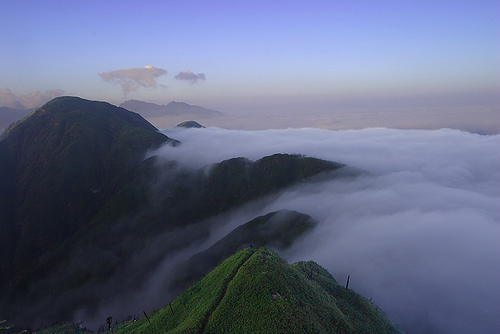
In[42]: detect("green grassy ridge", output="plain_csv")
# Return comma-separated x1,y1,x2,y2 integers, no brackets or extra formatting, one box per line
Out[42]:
169,210,316,293
108,248,401,334
292,261,400,333
111,248,256,333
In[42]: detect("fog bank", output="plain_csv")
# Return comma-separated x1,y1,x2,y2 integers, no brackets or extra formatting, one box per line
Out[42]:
153,127,499,334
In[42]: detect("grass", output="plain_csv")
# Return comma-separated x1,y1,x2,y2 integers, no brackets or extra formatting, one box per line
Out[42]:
111,248,255,333
108,248,402,334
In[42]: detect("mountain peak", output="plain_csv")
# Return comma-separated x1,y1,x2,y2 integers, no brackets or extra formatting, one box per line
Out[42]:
177,120,205,128
0,96,174,289
2,96,161,140
111,247,402,333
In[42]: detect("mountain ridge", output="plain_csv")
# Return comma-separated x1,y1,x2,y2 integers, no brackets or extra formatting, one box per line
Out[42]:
103,248,402,333
120,99,223,118
168,210,317,293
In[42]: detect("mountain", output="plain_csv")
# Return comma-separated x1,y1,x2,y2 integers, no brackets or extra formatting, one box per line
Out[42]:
169,210,317,293
0,97,351,329
120,100,223,119
105,248,402,333
177,120,205,128
0,106,32,133
0,96,174,289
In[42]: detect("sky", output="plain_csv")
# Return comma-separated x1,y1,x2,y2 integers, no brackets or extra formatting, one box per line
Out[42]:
0,0,498,131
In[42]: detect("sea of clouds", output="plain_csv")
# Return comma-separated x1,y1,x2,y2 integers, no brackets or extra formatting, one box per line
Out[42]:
152,126,499,334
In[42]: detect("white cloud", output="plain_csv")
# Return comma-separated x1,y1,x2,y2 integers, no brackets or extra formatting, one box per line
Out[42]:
174,70,206,83
99,65,167,95
151,127,500,334
0,88,65,109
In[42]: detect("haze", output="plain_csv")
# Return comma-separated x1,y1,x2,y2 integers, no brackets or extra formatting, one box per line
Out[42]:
1,1,498,133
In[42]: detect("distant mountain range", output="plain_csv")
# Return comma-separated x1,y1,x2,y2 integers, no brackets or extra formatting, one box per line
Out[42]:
0,99,221,134
120,99,224,119
0,96,400,332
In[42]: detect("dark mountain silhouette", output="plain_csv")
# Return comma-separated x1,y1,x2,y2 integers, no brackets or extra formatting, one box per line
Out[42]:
177,120,205,128
120,99,223,118
0,96,174,291
0,97,353,330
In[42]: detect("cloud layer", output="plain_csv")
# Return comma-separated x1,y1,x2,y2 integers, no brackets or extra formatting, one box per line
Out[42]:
174,70,206,83
0,88,65,109
152,127,500,334
99,65,167,95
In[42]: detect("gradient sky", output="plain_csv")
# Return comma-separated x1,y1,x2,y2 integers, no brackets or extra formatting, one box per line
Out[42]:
1,0,499,126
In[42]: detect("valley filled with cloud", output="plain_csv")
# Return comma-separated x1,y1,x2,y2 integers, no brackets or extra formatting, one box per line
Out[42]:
150,126,500,334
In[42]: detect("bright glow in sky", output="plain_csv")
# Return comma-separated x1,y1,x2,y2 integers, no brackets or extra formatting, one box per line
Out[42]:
0,0,498,129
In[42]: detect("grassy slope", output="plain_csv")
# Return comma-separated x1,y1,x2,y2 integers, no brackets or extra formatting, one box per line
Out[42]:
111,248,401,334
169,210,316,293
111,248,255,334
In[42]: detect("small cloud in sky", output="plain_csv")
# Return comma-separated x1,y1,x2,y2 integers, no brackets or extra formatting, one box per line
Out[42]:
99,65,167,95
175,70,206,83
0,88,65,109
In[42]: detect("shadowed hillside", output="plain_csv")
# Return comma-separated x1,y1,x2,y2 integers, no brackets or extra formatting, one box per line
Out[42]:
0,97,173,287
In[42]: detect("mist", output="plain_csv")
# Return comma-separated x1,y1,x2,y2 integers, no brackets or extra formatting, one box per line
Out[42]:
149,126,500,334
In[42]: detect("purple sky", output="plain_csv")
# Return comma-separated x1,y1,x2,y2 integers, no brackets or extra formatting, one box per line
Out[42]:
1,0,499,130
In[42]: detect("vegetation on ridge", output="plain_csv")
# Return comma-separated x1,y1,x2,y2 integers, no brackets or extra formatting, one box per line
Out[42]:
104,248,402,334
169,210,317,293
